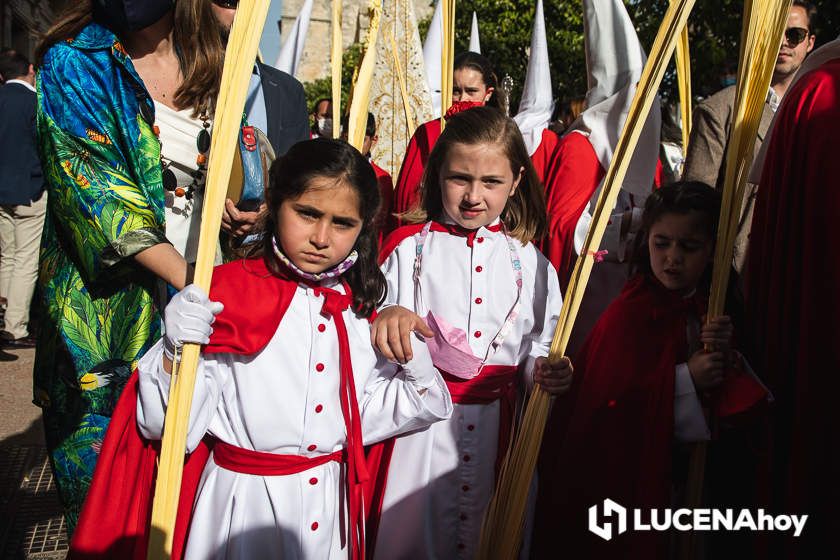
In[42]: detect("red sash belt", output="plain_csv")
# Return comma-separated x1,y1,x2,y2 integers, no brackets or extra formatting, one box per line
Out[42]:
213,441,344,475
441,365,519,475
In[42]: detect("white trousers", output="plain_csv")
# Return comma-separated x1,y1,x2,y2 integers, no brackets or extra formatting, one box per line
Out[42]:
0,192,47,339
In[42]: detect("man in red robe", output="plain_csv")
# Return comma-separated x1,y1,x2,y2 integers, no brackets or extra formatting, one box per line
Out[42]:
745,47,840,560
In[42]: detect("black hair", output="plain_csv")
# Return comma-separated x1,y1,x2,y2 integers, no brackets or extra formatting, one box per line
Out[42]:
249,139,385,317
629,181,721,285
453,51,503,111
338,112,377,138
311,97,332,115
793,1,817,34
0,49,30,81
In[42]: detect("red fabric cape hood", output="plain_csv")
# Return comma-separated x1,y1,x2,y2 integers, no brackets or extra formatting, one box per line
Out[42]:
744,58,840,557
69,258,389,559
536,131,605,292
532,274,686,559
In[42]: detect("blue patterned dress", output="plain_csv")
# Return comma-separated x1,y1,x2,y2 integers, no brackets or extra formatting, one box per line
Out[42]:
34,23,167,532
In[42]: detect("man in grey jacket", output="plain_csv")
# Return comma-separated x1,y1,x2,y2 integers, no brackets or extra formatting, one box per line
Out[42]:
682,1,816,271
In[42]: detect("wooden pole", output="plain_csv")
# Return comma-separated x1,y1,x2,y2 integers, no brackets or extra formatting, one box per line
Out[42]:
146,2,270,557
331,0,343,138
348,0,383,151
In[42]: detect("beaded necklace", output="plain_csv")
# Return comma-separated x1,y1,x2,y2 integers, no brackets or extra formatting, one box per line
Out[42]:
151,109,211,201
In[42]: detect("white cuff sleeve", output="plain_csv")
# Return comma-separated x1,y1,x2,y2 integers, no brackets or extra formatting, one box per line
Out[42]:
674,363,711,442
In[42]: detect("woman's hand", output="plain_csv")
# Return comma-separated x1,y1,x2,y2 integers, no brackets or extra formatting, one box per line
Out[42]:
700,315,733,352
688,350,725,391
371,305,435,364
221,199,265,238
533,356,574,396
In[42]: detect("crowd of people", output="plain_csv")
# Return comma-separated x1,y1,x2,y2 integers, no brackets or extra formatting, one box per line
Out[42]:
0,0,836,558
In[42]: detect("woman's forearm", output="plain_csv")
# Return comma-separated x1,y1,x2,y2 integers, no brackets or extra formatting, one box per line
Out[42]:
134,242,191,290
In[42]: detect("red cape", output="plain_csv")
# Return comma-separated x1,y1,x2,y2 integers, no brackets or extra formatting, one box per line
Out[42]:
371,161,397,243
530,128,561,183
537,132,605,292
745,58,840,557
70,258,390,559
532,275,688,559
393,119,441,218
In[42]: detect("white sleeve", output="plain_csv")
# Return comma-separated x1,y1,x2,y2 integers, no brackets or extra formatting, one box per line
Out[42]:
379,237,419,311
673,363,711,442
136,339,231,453
573,204,643,263
523,253,563,391
360,335,453,445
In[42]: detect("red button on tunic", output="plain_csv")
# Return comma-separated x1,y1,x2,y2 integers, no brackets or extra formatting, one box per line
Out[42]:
315,404,323,413
307,444,317,451
474,297,482,305
474,331,481,338
476,237,485,243
475,265,483,273
309,477,318,485
315,363,325,372
317,324,326,332
311,522,319,531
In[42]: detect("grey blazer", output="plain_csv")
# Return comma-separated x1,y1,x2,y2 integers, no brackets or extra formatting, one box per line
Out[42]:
682,85,775,272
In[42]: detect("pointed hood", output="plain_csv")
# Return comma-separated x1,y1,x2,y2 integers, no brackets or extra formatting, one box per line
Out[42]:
274,0,314,76
576,0,661,198
469,12,481,54
513,0,554,155
423,0,444,117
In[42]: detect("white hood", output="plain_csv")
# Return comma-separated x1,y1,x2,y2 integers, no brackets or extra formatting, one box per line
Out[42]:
576,0,661,197
469,12,481,54
513,0,554,155
274,0,313,77
423,0,444,117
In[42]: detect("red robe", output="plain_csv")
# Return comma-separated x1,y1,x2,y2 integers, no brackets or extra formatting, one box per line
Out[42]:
69,259,389,560
537,132,606,291
393,119,442,217
532,275,691,559
371,161,397,243
533,274,767,559
744,58,840,558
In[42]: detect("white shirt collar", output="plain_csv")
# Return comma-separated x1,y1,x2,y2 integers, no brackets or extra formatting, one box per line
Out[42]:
5,79,35,92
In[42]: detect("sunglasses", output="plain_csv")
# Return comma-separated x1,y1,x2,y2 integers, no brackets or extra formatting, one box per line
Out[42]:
784,27,809,46
212,0,239,8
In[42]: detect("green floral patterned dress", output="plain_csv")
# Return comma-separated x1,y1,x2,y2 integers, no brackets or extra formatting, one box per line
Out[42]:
34,23,168,532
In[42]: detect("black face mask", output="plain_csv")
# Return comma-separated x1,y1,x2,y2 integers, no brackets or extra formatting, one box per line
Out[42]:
94,0,174,32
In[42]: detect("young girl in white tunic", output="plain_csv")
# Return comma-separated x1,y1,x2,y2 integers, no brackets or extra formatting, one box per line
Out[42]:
371,107,574,559
135,139,453,560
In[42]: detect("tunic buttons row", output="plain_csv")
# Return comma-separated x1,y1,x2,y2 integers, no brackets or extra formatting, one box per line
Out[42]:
473,331,481,338
315,363,325,372
474,297,482,305
315,404,324,413
318,323,326,332
475,265,483,273
311,522,319,531
307,444,317,452
309,477,318,485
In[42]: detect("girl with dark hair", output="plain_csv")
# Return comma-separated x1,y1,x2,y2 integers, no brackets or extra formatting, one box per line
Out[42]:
72,139,453,559
393,51,504,219
371,107,573,559
533,182,768,559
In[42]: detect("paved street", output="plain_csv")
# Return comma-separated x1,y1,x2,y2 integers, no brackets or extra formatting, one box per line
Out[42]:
0,348,67,559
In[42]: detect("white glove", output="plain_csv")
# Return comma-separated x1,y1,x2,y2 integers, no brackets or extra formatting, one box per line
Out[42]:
401,334,438,390
163,285,224,360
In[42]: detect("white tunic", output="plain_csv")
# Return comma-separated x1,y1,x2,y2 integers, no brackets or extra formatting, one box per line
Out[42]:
136,280,453,560
374,224,562,560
